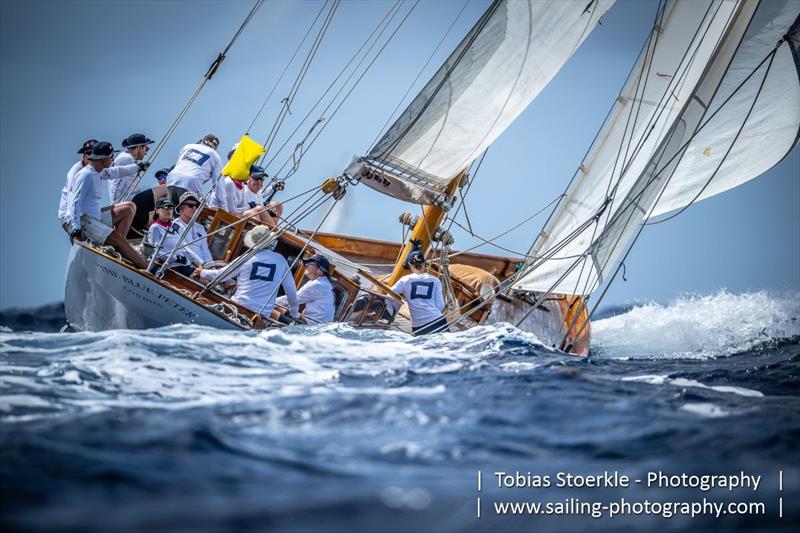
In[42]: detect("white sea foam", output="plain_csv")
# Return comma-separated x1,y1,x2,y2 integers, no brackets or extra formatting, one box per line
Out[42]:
680,403,730,418
593,290,800,359
622,374,763,397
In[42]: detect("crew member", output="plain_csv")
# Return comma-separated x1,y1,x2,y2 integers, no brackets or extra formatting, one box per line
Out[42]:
59,139,96,231
166,192,213,271
277,253,335,324
387,248,447,335
165,133,222,204
210,165,279,225
109,133,154,204
65,141,148,269
193,225,299,318
145,198,197,277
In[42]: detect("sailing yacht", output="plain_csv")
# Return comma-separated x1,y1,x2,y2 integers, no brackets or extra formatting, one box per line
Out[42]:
64,0,800,355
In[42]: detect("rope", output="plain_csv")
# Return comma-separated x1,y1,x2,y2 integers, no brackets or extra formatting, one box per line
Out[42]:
246,1,330,134
269,0,421,180
262,0,404,170
118,0,265,202
367,0,470,151
261,0,340,159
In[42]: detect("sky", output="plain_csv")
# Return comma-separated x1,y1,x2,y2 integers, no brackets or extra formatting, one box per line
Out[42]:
0,0,798,310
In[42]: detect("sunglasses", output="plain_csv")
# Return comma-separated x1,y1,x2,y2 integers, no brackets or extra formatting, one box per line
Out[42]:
252,176,264,182
182,203,200,209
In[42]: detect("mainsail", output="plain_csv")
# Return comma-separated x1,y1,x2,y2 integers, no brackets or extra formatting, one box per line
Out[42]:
347,0,614,204
515,0,800,296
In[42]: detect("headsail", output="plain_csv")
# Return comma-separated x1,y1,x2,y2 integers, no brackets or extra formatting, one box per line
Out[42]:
347,0,614,204
515,0,799,296
650,1,800,217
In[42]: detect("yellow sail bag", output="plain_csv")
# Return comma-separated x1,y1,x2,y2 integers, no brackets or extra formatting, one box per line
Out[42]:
222,135,265,181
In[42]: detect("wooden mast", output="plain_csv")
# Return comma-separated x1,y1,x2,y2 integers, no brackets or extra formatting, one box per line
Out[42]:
385,169,469,286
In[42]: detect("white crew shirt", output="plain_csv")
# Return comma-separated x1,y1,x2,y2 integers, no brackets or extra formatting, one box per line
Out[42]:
168,217,213,266
209,176,247,214
65,163,139,230
146,219,193,269
59,160,84,223
277,275,335,324
108,151,140,204
166,143,222,195
199,249,299,317
388,272,445,327
243,186,262,209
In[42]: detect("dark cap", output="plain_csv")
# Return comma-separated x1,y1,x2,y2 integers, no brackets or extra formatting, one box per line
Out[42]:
87,141,115,160
121,133,155,148
156,198,175,210
302,253,331,275
406,249,425,267
199,133,220,148
177,191,200,208
77,139,98,154
250,165,267,179
155,168,170,179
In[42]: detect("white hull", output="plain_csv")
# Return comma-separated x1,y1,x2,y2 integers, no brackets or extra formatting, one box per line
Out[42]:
64,244,241,331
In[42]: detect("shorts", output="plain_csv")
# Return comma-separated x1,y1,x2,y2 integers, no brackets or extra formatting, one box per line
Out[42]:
167,185,190,205
131,189,156,232
411,315,448,336
79,211,114,244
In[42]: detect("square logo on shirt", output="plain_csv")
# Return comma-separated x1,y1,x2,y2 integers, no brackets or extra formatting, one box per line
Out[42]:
410,281,433,300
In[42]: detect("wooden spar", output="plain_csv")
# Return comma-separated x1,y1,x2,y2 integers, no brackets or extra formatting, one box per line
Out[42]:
385,169,469,287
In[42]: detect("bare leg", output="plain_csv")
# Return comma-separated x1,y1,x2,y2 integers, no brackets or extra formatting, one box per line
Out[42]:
111,202,136,237
151,185,168,203
106,232,148,269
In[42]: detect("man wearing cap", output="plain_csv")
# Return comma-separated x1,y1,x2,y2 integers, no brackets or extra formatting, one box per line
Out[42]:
193,225,298,319
109,133,154,204
146,198,195,277
386,246,447,335
58,139,96,231
65,142,148,269
165,192,213,271
277,253,335,324
166,134,223,204
210,165,279,226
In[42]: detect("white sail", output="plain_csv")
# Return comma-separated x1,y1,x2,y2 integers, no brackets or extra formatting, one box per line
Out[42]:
348,0,613,204
650,0,800,217
514,0,780,295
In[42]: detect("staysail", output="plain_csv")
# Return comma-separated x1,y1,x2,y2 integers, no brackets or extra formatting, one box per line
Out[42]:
515,0,800,296
346,0,614,204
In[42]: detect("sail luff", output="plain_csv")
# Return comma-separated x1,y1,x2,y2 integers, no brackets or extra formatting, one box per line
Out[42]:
514,0,750,295
348,0,614,205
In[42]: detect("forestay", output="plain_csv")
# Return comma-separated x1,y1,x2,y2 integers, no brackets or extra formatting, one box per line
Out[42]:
516,0,799,295
347,0,613,204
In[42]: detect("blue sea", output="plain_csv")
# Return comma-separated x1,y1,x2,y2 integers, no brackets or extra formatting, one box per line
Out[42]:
1,290,798,532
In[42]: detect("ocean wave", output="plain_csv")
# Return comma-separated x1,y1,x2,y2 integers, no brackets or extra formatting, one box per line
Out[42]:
592,289,800,359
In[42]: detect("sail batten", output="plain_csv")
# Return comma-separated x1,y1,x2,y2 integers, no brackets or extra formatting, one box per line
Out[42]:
349,0,614,204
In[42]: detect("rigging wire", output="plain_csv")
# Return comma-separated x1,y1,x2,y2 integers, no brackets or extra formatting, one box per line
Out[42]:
367,0,470,152
261,0,341,159
270,0,422,180
118,0,265,202
246,1,330,135
261,0,405,171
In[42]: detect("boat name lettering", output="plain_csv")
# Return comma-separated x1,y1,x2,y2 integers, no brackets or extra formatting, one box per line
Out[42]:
95,264,197,319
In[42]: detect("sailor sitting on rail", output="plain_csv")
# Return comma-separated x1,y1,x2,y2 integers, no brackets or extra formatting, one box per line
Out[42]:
59,139,149,230
64,141,148,269
209,165,279,226
150,192,214,276
193,226,299,319
165,133,222,204
146,197,194,277
387,247,448,336
277,253,335,324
